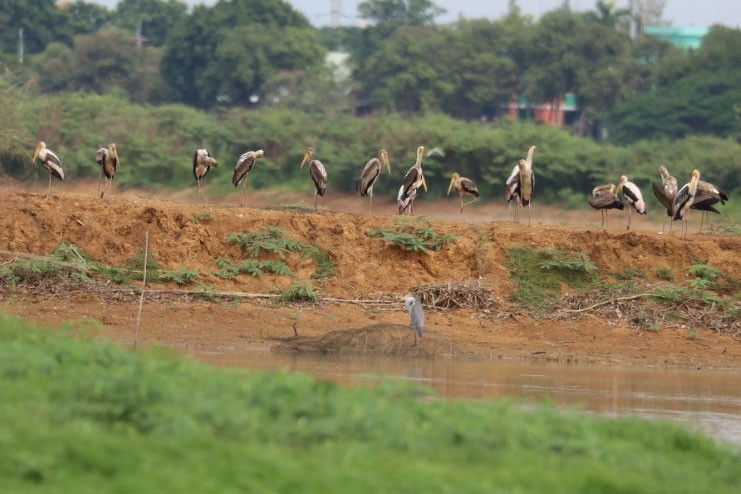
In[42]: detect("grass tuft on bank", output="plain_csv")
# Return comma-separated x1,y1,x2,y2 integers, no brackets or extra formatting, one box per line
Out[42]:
1,313,739,493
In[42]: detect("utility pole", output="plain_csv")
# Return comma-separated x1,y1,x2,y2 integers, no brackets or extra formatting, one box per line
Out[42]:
17,28,24,64
330,0,342,28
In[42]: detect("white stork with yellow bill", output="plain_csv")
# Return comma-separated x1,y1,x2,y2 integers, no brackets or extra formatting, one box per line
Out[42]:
301,147,327,210
32,141,64,200
358,148,390,214
397,145,426,215
95,143,119,199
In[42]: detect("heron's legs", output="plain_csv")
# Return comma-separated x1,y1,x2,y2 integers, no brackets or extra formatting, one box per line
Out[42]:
197,177,209,205
527,202,532,226
626,205,632,231
241,177,248,206
368,192,373,215
314,191,318,210
46,169,52,200
460,195,478,214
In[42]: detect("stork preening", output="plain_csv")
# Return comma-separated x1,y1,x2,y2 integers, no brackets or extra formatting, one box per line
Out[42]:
693,180,729,233
95,143,119,199
588,183,624,227
32,141,64,200
673,169,701,240
616,175,646,231
301,147,327,210
650,165,678,233
397,145,427,215
232,149,264,206
358,148,390,214
505,163,520,221
192,149,219,204
447,172,480,214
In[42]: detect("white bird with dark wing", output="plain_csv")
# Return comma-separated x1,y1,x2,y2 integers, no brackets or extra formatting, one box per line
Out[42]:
403,294,425,346
447,172,480,214
508,145,536,225
32,141,64,200
397,146,427,216
301,147,327,210
650,165,678,233
673,169,701,240
588,183,624,227
95,143,119,199
192,149,219,204
358,148,390,214
505,163,520,221
693,180,729,233
232,149,264,206
615,175,646,231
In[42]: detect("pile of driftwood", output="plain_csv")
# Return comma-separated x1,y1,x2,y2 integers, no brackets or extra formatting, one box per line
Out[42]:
410,280,496,311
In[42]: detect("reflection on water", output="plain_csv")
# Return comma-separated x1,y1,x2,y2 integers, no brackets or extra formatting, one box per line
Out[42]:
190,348,741,445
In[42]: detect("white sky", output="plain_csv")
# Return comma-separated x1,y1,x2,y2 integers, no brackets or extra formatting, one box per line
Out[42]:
90,1,741,29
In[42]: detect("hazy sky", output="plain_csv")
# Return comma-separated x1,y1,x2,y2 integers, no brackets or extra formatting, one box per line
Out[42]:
91,1,741,29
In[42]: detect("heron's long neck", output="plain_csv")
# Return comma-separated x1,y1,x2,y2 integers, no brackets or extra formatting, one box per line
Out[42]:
525,146,535,166
414,152,423,171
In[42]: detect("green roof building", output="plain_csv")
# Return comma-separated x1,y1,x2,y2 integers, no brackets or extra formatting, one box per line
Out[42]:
645,26,710,49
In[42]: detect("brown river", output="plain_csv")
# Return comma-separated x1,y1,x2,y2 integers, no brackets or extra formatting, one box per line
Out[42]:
190,348,741,446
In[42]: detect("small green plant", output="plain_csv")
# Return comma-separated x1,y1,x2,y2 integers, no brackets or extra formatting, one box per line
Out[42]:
124,249,161,273
686,329,701,341
227,227,304,259
655,267,675,281
614,268,645,281
192,211,214,223
538,249,598,274
156,269,201,286
368,217,458,252
214,258,293,279
279,281,319,302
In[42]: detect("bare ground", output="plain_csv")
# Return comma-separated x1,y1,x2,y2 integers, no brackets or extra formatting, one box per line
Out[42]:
1,187,740,369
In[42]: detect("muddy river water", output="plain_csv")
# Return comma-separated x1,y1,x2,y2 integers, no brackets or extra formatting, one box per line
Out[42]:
190,348,741,446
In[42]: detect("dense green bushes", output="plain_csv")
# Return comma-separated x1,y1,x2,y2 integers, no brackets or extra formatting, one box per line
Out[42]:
3,91,739,204
2,313,740,492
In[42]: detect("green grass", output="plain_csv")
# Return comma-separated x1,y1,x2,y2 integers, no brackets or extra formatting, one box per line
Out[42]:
367,217,459,252
506,247,600,313
0,313,739,493
655,266,675,281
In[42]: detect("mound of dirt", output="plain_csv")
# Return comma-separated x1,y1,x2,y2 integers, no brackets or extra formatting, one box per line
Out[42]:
1,191,740,368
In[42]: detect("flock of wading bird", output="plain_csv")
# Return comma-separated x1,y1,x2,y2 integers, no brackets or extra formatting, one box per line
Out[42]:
31,141,729,238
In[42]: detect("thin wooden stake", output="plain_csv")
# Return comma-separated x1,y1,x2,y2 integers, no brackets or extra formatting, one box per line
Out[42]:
133,231,149,350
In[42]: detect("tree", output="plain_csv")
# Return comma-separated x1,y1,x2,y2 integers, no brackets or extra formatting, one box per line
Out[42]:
0,0,71,58
358,0,445,25
114,0,187,47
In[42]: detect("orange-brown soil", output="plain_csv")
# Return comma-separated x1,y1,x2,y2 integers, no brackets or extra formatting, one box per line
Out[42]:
1,187,740,369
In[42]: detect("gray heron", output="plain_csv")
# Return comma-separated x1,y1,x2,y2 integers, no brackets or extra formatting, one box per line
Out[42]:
32,141,64,200
95,143,119,199
193,149,219,204
616,175,646,231
588,183,623,227
447,172,480,214
403,294,425,345
301,147,327,210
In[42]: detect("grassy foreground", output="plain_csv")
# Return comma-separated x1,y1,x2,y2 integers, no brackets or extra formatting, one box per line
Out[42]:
1,314,739,493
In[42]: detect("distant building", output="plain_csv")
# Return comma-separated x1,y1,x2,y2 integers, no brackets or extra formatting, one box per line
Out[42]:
645,26,710,49
507,92,580,127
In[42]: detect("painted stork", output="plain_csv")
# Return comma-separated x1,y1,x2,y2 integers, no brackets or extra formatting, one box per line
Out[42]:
447,172,480,214
505,163,520,222
509,145,536,224
650,165,678,233
192,149,219,204
615,175,646,231
358,148,390,214
588,183,624,227
693,180,729,233
673,169,701,240
398,146,427,215
397,184,416,215
232,149,265,206
32,141,64,200
301,147,327,210
95,143,119,199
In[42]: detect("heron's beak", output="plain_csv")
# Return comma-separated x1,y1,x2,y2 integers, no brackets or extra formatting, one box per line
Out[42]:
422,176,428,192
384,157,391,175
615,183,623,195
447,180,454,196
301,153,309,169
32,144,40,162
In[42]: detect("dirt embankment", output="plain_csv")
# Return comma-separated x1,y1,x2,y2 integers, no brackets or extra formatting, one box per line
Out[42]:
1,191,740,368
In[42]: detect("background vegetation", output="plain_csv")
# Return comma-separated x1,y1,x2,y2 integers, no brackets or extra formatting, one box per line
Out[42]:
1,0,739,208
2,313,740,492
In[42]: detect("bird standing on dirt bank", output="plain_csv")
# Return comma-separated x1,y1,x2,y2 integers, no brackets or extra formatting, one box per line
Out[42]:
616,175,646,231
301,147,327,210
447,172,480,214
403,294,425,345
232,149,264,206
692,180,729,233
673,169,700,240
398,146,427,215
358,148,390,214
509,145,536,225
95,143,119,199
651,165,678,234
588,183,624,227
193,149,219,204
32,141,64,200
